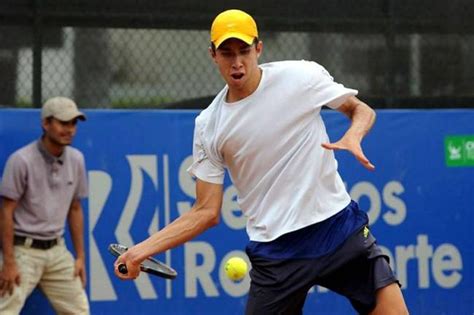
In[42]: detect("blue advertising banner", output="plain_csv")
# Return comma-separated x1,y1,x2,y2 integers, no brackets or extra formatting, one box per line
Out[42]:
0,109,473,315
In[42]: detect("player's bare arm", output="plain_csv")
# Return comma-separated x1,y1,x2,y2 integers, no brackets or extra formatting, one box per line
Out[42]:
68,198,87,287
322,96,376,171
114,179,223,279
0,198,21,297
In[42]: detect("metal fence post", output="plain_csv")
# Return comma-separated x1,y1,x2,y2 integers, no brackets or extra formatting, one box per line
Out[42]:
33,0,43,108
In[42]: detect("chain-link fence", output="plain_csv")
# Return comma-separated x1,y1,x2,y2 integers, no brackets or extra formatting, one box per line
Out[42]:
1,1,473,109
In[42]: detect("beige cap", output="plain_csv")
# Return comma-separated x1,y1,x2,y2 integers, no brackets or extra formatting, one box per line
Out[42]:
41,97,86,121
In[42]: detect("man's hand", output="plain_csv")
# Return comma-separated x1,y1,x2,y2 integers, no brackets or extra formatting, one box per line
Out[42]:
322,133,375,171
74,257,87,288
0,261,21,297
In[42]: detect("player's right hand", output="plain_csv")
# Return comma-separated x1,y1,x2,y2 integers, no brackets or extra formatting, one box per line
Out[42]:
0,262,21,297
113,250,141,280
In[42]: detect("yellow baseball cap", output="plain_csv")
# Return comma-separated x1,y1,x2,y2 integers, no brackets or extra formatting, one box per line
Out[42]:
210,9,258,49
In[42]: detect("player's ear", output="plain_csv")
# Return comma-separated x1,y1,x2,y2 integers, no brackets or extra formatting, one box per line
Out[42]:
255,40,263,58
209,46,217,62
42,117,50,130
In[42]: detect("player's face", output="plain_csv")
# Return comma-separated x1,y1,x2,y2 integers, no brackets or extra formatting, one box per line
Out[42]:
211,38,262,94
42,117,78,147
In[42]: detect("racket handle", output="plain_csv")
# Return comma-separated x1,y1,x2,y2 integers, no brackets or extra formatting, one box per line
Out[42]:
118,263,128,274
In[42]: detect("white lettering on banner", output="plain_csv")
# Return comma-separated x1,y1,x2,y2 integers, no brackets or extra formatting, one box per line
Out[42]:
379,235,463,289
115,155,158,299
162,154,174,299
432,244,463,288
88,171,117,301
184,242,219,297
349,181,381,224
415,235,433,288
178,156,195,215
382,181,406,225
348,181,406,226
89,154,178,302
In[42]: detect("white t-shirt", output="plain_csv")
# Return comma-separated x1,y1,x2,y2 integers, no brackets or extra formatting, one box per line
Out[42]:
188,60,357,242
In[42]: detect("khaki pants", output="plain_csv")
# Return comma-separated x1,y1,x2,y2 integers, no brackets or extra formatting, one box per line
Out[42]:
0,240,89,315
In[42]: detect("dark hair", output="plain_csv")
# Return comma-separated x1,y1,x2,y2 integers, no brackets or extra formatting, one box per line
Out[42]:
210,37,259,53
41,117,52,135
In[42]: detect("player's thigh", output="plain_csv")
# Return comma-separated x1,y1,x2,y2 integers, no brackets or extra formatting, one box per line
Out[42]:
0,247,44,314
245,258,315,315
319,247,399,314
246,282,310,315
39,245,89,315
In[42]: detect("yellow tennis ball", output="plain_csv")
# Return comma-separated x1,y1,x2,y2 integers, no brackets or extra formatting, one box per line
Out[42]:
225,257,248,281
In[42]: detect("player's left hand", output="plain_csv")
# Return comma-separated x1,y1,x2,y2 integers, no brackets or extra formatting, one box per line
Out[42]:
322,136,375,171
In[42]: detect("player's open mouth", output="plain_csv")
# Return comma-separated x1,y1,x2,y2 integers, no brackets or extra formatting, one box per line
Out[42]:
231,73,244,80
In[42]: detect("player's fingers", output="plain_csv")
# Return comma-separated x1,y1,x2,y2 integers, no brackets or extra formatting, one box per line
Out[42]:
359,158,375,170
355,154,375,170
114,261,130,279
321,142,343,150
0,279,8,290
117,262,140,280
81,271,87,288
0,280,5,296
3,280,14,296
353,149,375,171
8,282,14,296
75,267,86,286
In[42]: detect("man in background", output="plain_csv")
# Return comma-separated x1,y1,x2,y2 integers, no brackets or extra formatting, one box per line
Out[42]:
0,97,89,314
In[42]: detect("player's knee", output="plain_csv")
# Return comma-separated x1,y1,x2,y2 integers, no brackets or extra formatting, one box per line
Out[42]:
372,284,409,315
390,305,409,315
370,305,409,315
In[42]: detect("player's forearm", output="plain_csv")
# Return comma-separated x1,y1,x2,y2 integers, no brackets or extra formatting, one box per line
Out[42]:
133,206,219,263
68,202,86,260
345,98,376,140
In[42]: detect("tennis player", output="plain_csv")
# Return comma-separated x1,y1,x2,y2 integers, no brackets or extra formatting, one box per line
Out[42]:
115,9,408,315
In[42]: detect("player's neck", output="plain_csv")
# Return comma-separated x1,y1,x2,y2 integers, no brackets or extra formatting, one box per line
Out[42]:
227,68,262,103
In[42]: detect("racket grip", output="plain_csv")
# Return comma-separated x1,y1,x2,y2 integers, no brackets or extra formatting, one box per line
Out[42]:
118,263,128,274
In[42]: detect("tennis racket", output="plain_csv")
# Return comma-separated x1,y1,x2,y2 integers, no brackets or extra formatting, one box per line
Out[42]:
108,243,177,279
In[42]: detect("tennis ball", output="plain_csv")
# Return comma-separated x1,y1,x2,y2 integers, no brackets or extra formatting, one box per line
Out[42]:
225,257,248,281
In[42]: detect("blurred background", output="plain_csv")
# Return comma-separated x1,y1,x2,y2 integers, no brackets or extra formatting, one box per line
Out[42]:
0,0,473,110
1,1,473,314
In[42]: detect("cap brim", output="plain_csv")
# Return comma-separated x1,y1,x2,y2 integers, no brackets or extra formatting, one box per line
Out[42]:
54,111,87,122
214,33,255,49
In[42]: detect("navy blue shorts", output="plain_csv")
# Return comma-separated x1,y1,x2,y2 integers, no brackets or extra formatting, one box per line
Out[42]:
245,210,399,314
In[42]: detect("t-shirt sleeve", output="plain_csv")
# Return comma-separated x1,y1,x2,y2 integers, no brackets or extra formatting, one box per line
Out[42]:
308,62,358,109
0,153,27,201
75,153,88,199
187,123,225,184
